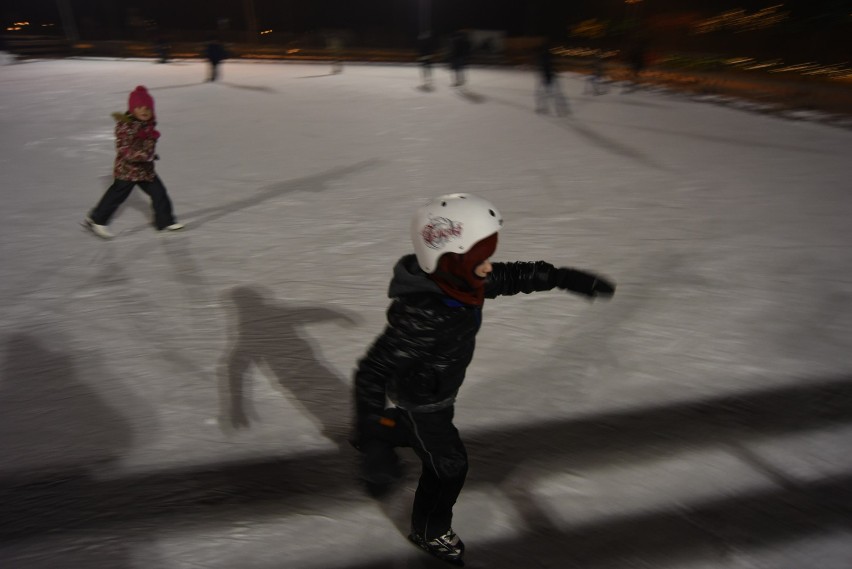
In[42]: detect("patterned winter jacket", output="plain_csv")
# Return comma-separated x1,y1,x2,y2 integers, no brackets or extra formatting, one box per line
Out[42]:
354,254,560,426
110,112,160,182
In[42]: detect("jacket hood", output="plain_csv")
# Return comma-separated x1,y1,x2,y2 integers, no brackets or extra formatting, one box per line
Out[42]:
388,254,444,298
112,111,156,125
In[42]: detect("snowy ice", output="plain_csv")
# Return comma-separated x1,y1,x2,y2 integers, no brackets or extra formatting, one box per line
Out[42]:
1,56,851,568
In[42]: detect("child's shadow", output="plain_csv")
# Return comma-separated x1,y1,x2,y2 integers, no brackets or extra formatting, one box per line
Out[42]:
218,285,361,451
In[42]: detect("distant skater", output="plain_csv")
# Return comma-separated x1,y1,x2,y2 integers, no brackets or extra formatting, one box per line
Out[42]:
205,38,228,82
327,33,344,74
155,33,170,64
83,86,183,238
418,32,436,89
448,30,471,87
535,40,569,115
585,51,609,95
623,40,647,92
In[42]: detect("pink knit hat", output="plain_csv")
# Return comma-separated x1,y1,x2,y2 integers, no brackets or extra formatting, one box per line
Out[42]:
128,85,155,113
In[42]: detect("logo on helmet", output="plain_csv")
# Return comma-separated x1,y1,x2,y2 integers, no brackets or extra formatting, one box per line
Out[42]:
422,217,463,250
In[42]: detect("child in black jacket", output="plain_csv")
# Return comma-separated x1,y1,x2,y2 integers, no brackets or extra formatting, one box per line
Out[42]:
352,193,615,565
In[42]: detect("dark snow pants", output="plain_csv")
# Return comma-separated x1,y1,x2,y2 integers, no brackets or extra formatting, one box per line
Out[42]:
535,76,569,115
208,61,221,82
89,177,176,229
401,406,468,540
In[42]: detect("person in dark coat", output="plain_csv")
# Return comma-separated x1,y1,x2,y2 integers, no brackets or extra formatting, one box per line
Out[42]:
624,39,647,92
204,38,228,82
327,33,344,74
535,40,569,115
352,193,616,565
585,51,609,95
155,33,170,63
84,86,183,238
417,31,437,89
448,30,471,87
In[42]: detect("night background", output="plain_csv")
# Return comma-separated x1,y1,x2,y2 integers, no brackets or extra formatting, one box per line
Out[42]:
2,1,851,62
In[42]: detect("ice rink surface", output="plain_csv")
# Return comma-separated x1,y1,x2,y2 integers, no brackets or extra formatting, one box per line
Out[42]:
1,57,851,568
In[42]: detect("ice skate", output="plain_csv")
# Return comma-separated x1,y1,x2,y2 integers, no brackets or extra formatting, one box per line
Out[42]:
409,529,465,566
82,217,113,239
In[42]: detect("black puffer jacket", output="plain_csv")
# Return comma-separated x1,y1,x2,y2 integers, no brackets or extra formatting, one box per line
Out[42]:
354,254,559,424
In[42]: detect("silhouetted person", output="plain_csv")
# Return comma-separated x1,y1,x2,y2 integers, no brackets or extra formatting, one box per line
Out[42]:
624,39,647,92
535,41,568,115
327,33,343,74
449,30,471,87
155,33,170,63
417,32,436,89
0,35,10,65
205,38,228,82
585,51,609,95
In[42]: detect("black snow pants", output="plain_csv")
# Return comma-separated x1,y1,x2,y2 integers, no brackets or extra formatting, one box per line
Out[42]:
400,406,468,540
89,177,176,229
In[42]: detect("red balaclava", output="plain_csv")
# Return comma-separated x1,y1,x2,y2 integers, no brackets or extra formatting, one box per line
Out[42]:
128,86,155,115
430,233,498,306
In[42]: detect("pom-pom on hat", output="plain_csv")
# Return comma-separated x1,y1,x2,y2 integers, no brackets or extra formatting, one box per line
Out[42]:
128,85,155,113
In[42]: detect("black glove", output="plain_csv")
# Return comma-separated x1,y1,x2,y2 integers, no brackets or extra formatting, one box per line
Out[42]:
554,268,615,299
351,407,407,451
352,408,406,495
360,439,402,487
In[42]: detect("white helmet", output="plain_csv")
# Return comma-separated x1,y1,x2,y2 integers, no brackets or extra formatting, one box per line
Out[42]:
411,193,503,274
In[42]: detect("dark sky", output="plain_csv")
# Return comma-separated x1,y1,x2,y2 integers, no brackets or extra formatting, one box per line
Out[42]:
2,1,848,37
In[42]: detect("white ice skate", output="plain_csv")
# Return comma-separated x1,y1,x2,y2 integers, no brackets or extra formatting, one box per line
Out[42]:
82,217,114,239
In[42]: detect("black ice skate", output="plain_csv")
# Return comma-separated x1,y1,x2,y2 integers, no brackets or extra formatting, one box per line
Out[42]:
409,529,465,566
